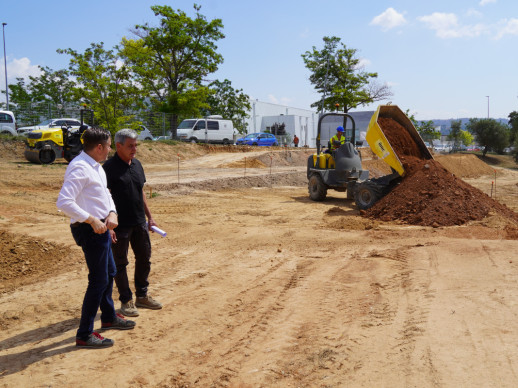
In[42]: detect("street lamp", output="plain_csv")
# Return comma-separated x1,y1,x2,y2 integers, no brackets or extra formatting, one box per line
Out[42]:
2,23,7,109
485,95,489,118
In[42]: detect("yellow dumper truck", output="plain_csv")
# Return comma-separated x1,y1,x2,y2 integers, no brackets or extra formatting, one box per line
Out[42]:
307,104,433,209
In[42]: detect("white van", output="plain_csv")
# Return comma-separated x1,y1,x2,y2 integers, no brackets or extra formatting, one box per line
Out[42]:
176,116,234,145
0,111,17,136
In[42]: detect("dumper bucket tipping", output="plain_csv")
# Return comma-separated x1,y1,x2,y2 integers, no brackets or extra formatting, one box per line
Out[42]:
365,105,433,177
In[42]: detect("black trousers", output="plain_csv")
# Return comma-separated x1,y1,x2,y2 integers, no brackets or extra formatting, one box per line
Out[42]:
111,223,152,303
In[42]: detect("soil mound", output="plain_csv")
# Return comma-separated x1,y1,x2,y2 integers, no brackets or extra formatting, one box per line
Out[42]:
0,229,78,294
435,153,496,178
364,118,518,227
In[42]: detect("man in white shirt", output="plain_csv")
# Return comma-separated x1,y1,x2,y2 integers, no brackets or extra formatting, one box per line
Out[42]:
57,127,136,348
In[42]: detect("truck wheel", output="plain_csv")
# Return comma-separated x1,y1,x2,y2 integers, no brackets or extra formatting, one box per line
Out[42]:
307,155,315,179
354,181,382,210
39,149,56,164
252,142,258,146
190,137,197,143
308,174,327,201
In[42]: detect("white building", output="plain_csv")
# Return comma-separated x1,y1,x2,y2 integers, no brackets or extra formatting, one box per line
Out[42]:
245,100,318,147
244,99,374,147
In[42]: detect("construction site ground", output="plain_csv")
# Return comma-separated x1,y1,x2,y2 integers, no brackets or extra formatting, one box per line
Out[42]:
1,140,518,387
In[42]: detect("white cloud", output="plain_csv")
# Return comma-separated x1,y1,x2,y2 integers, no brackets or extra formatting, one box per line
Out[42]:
418,12,487,38
0,57,42,83
357,58,371,69
495,18,518,39
466,8,483,18
479,0,496,6
267,94,292,106
370,8,407,31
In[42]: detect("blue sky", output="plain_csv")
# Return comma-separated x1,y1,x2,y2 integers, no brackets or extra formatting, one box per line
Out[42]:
2,0,518,120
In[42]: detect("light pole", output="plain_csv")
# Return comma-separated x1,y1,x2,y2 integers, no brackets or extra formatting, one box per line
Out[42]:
485,95,489,118
2,23,7,110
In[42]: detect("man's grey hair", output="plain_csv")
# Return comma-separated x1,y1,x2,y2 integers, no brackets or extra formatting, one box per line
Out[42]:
115,128,138,145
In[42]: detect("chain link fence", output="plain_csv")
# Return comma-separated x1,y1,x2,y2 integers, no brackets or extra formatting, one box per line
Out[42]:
11,102,174,137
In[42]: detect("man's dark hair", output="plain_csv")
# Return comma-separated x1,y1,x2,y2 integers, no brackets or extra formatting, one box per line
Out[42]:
82,127,111,151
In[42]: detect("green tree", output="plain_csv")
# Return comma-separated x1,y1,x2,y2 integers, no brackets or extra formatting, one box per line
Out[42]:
120,4,225,138
508,111,518,145
405,110,441,144
5,78,32,105
301,36,392,114
4,78,40,125
58,42,143,133
459,129,474,147
205,79,251,134
28,66,77,108
465,118,509,156
447,120,473,150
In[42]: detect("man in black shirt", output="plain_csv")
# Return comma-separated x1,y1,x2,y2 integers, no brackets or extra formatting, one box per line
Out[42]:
103,128,162,317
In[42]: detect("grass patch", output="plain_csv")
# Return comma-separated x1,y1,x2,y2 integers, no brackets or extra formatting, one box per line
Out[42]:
475,153,518,170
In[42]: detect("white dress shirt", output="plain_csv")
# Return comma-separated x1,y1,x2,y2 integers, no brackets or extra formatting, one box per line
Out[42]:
56,151,116,224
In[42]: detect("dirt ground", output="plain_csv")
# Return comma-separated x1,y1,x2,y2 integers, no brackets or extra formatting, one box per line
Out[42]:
2,140,518,387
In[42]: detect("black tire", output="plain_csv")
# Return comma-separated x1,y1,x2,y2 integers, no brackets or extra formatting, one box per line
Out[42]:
308,174,327,201
306,155,314,179
39,149,56,164
190,137,197,143
272,142,278,146
354,181,382,210
252,142,258,146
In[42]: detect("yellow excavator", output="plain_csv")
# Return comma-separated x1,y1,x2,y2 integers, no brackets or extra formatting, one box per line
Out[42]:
307,104,433,209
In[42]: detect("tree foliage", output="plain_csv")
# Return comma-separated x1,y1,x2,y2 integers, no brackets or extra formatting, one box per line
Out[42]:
58,42,142,133
205,79,251,134
28,66,77,107
6,78,32,105
405,110,441,143
508,111,518,145
301,36,392,113
120,4,225,137
447,119,472,150
465,118,509,156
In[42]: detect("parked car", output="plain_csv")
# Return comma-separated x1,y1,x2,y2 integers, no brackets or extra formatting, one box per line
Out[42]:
137,125,154,140
235,132,278,146
17,118,85,136
0,110,17,136
153,135,171,141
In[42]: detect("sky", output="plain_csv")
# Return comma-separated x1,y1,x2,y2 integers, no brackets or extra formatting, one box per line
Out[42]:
2,0,518,120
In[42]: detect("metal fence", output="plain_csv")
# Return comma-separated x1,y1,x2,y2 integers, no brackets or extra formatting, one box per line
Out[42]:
11,102,174,137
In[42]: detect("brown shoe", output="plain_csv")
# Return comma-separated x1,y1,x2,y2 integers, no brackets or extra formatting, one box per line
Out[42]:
120,300,139,317
135,295,162,310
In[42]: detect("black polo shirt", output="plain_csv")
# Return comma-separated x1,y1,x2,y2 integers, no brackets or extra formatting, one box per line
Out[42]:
103,152,147,227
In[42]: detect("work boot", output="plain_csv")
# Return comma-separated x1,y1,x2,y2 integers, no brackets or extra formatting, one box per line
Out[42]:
101,313,136,331
135,295,162,310
120,300,139,317
76,332,114,348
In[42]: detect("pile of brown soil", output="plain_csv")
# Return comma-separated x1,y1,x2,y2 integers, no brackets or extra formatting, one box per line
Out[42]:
0,229,79,293
364,118,518,227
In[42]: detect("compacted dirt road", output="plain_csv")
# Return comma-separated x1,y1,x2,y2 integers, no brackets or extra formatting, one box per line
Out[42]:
1,141,518,387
